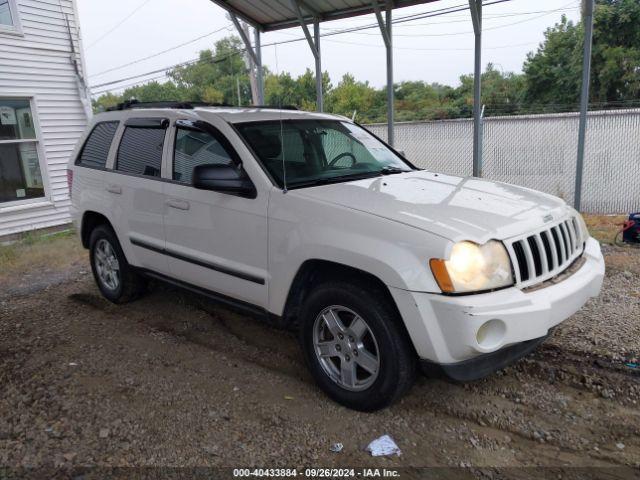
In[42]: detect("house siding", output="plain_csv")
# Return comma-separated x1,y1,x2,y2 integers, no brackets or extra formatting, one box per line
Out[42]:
0,0,89,237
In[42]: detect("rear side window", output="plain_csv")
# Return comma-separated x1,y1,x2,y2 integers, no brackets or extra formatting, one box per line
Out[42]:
173,127,234,184
77,121,119,168
116,123,166,178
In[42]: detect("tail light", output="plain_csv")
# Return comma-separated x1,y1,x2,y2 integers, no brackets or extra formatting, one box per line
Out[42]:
67,169,73,199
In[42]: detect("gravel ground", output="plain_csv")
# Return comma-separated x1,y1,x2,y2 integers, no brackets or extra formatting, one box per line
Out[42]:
0,241,638,475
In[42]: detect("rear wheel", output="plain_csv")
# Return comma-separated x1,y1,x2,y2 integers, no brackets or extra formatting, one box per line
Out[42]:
300,280,416,411
89,225,146,304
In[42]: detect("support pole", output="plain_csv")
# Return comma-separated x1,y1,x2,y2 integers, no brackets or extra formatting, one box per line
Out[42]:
574,0,594,211
469,0,482,177
314,19,323,111
374,1,394,146
231,13,265,105
230,13,258,65
254,28,264,105
290,0,322,112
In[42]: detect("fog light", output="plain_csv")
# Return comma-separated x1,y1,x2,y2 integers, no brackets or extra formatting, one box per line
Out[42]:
476,319,506,349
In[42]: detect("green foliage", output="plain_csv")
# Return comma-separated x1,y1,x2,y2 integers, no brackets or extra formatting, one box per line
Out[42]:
591,0,640,103
457,64,526,116
169,37,253,106
325,74,379,122
93,2,640,120
524,0,640,109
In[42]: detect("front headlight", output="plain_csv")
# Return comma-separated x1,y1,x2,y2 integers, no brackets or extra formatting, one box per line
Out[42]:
430,240,514,293
575,212,590,240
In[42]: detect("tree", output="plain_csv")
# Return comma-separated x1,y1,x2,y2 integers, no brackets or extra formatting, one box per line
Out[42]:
169,37,252,105
325,74,380,123
456,64,526,117
590,0,640,103
395,81,460,121
92,92,123,112
263,68,330,110
523,0,640,109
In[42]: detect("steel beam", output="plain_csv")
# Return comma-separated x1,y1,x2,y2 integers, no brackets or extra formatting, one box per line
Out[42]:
254,28,264,105
574,0,594,211
374,1,394,146
290,0,323,111
469,0,482,177
314,19,323,111
230,13,259,65
231,13,265,105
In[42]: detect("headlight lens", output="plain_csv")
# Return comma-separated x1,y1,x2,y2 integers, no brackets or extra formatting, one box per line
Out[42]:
430,240,514,293
575,212,590,240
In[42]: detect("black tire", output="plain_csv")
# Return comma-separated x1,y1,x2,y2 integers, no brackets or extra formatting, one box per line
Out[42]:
89,224,146,304
299,280,416,411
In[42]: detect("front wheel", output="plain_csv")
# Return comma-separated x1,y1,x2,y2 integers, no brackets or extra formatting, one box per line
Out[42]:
299,281,416,411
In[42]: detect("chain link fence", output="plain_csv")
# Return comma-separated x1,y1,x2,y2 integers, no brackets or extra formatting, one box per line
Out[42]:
367,109,640,214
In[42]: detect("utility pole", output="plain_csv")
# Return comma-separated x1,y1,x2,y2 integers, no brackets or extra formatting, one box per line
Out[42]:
241,21,260,105
574,0,594,211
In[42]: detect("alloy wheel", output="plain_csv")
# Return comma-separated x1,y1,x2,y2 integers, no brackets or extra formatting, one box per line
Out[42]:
312,305,380,391
94,238,120,291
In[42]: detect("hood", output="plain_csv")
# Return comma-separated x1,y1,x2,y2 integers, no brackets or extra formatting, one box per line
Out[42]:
293,171,570,243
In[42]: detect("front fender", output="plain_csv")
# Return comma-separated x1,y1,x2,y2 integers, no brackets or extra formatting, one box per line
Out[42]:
267,188,448,315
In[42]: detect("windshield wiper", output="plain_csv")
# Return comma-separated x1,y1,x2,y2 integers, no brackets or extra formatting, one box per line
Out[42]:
380,166,407,175
289,171,382,189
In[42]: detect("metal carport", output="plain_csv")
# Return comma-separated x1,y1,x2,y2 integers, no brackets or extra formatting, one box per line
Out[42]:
210,0,595,210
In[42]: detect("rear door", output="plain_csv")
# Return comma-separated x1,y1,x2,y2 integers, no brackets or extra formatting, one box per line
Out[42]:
104,114,171,275
72,119,120,222
162,117,269,308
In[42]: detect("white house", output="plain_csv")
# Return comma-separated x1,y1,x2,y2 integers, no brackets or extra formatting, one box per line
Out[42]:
0,0,91,238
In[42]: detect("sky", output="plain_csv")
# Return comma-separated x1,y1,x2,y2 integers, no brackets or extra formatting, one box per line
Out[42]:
77,0,583,97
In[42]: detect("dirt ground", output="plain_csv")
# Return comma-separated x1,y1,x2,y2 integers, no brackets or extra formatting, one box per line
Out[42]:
0,222,639,476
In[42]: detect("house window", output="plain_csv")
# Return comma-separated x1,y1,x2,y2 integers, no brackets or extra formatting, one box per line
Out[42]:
0,0,21,33
0,99,45,204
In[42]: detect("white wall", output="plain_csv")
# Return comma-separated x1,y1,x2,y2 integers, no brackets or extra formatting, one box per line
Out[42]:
0,0,89,237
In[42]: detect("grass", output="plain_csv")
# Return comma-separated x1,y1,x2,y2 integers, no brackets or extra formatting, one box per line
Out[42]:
0,229,86,284
583,214,628,245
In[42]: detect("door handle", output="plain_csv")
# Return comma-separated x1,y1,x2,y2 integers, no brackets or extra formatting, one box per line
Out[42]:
106,184,122,194
166,198,190,211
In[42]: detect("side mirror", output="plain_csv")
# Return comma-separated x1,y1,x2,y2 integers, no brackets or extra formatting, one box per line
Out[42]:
192,164,256,198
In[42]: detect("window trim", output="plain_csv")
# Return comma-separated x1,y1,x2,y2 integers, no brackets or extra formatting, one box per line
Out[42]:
0,0,24,36
171,120,244,186
74,121,120,169
114,119,170,178
0,95,50,209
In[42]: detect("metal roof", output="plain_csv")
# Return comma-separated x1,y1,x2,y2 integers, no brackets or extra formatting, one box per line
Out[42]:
209,0,440,31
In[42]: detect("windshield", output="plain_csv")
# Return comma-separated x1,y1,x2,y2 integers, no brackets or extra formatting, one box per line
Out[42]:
235,119,413,189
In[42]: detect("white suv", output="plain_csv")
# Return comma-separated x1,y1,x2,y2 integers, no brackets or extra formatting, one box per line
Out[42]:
68,101,605,411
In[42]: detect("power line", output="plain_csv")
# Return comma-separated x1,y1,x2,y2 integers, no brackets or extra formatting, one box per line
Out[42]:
89,24,233,78
92,73,171,96
86,0,153,50
325,1,579,37
90,0,515,92
93,0,576,95
90,2,479,81
323,38,538,51
388,7,578,27
92,36,539,95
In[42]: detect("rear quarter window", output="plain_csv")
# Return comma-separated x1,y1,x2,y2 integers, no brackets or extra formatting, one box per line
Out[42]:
76,121,119,169
116,126,166,178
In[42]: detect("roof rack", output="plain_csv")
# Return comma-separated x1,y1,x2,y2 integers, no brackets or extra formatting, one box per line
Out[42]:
106,99,299,112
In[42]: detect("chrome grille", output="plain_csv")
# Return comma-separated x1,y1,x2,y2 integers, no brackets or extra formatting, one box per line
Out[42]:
506,217,584,288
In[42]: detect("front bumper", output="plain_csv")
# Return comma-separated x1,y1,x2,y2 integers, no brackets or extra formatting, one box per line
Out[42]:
419,333,550,382
389,237,605,368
